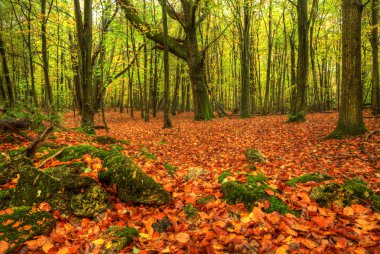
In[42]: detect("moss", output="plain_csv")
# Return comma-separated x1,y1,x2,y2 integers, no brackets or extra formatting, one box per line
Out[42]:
58,145,107,161
71,185,110,217
287,111,306,123
310,179,375,208
0,160,21,185
244,148,267,164
196,195,216,205
8,147,27,158
152,217,172,233
218,170,232,183
0,189,11,209
184,203,199,218
100,226,138,253
98,170,113,186
265,196,290,215
140,147,157,160
222,181,266,211
372,194,380,211
286,173,332,187
0,206,55,253
44,162,86,176
246,173,267,184
94,136,117,144
164,163,177,177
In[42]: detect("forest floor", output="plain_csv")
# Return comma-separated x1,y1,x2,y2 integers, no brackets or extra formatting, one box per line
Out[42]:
1,111,380,253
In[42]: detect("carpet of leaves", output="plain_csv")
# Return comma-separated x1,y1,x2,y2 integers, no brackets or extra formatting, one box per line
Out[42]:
1,111,379,253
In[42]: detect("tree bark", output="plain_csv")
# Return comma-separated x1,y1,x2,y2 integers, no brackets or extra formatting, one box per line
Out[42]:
162,0,172,128
372,0,380,115
328,0,366,137
0,33,14,107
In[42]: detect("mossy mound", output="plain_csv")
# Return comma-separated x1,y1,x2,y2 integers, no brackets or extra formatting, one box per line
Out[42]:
310,178,378,209
58,145,170,206
152,217,172,233
8,165,109,217
244,148,267,164
95,226,138,253
286,173,332,187
0,206,55,253
0,156,32,185
94,135,117,145
218,171,232,183
220,173,294,214
196,195,216,205
184,203,199,218
71,185,110,217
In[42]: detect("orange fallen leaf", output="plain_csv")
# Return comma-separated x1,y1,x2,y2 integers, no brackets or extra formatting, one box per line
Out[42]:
175,232,190,243
335,238,347,249
312,216,334,228
0,241,9,254
300,238,318,249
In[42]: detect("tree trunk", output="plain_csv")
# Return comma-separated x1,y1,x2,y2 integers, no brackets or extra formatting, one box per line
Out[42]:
263,0,273,115
372,0,380,115
328,0,366,137
240,0,251,118
162,0,172,128
0,33,14,107
289,0,309,122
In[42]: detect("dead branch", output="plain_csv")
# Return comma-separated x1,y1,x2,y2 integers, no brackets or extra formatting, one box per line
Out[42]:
0,122,34,141
25,125,54,158
37,146,67,169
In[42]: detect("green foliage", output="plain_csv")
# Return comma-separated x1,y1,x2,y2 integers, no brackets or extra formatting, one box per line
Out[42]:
196,195,216,205
218,170,232,183
286,173,332,187
164,163,178,176
184,203,199,218
140,147,157,160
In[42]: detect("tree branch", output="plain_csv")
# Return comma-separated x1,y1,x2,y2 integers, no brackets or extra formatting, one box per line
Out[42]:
117,0,187,60
288,0,297,7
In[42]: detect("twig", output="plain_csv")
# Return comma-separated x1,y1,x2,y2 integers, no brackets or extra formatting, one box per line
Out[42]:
37,147,67,169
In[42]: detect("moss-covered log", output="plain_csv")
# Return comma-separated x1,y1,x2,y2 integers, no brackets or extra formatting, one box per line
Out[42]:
286,173,332,187
0,206,55,253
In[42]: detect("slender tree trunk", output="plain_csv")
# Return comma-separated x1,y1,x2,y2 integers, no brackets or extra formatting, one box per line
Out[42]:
162,0,172,128
263,0,273,115
328,0,366,137
372,0,380,115
0,33,14,107
240,0,251,118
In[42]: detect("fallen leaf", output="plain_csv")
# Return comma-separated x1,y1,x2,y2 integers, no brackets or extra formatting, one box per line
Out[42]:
0,241,9,254
175,232,190,243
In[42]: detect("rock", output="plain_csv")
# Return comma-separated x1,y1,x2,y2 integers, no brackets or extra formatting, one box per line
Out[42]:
244,148,267,164
71,185,110,217
9,165,109,217
0,190,11,210
0,206,55,253
0,156,32,185
60,146,170,206
92,226,138,253
286,173,332,187
185,167,209,181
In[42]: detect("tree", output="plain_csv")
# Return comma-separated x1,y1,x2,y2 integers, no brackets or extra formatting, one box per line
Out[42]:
0,31,14,108
240,0,251,118
117,0,215,120
371,0,380,115
74,0,94,132
288,0,309,122
327,0,366,137
162,0,172,128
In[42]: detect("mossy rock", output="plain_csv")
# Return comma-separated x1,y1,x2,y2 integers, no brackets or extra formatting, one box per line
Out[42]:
96,226,138,253
184,203,199,218
152,217,172,233
0,206,55,253
196,195,216,205
44,162,86,176
372,194,380,211
185,167,209,181
0,156,32,185
221,176,293,214
60,145,170,206
218,171,232,183
286,173,332,187
310,178,376,209
94,136,117,145
0,189,12,210
244,148,267,164
71,185,110,217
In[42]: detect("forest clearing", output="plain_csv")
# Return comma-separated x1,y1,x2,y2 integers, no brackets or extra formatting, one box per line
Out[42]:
1,0,380,252
0,111,379,253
